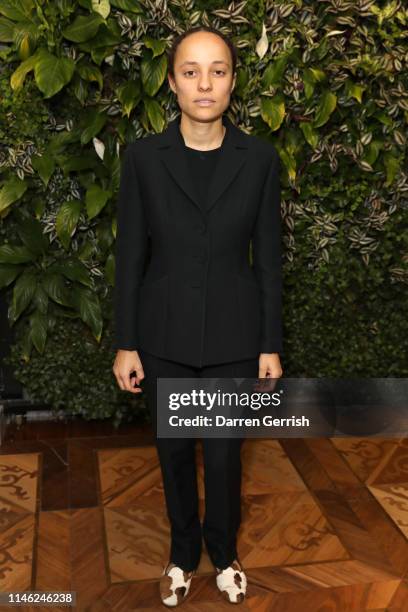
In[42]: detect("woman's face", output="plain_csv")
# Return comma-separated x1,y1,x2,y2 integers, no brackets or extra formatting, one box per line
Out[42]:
168,32,236,122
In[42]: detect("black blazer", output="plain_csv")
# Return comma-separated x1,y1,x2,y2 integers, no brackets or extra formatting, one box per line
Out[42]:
114,113,282,367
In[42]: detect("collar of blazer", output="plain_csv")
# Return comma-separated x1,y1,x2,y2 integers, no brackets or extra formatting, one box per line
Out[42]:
156,113,249,215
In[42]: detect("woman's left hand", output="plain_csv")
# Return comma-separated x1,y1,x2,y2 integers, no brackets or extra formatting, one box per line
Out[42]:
258,353,283,379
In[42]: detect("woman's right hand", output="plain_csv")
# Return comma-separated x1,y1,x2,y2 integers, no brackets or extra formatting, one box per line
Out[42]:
113,349,145,394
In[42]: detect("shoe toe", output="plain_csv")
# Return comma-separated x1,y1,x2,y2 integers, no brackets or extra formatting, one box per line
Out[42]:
160,564,194,607
215,563,247,604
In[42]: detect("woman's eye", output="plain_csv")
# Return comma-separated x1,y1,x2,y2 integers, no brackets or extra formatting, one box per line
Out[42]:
183,70,226,77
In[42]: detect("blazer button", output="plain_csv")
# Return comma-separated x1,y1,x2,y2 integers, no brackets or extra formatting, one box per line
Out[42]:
195,223,206,234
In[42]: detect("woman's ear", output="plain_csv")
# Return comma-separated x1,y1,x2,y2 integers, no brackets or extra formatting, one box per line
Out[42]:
168,73,177,95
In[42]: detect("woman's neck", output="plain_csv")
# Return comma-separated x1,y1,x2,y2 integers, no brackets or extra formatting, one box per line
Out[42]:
179,116,226,151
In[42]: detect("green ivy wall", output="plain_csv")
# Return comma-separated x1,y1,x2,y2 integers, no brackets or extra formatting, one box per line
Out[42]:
0,0,407,424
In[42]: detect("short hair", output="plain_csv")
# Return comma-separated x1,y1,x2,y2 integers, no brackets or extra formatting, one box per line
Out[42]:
167,26,238,79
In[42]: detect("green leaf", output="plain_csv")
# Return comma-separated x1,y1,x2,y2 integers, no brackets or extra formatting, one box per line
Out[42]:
105,252,115,285
17,216,48,256
0,0,32,21
14,20,38,40
142,36,167,58
48,131,78,154
48,257,93,287
364,141,381,166
17,27,35,60
12,269,37,321
0,16,15,42
77,240,94,261
32,197,45,219
80,111,107,144
77,62,103,89
0,263,22,288
279,148,296,182
234,67,249,97
34,49,75,98
31,151,55,186
32,283,48,313
92,0,110,19
0,174,28,212
90,45,116,65
29,310,47,353
85,184,112,219
300,122,319,149
141,53,167,96
370,1,399,26
144,97,165,132
346,81,365,103
80,22,121,51
308,67,326,82
59,153,99,174
55,259,93,287
302,71,314,100
56,199,82,250
315,38,330,61
110,0,143,12
71,71,89,104
73,286,103,340
260,95,286,131
313,90,337,128
117,80,141,117
383,153,400,186
375,111,393,127
261,56,287,88
302,67,326,100
42,271,72,306
0,244,34,263
108,155,120,193
62,14,104,43
10,48,38,91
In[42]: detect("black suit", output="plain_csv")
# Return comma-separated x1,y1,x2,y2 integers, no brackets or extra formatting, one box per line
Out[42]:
113,114,283,573
114,113,282,366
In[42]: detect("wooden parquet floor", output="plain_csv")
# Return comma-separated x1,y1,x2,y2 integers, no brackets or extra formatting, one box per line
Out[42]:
0,420,407,611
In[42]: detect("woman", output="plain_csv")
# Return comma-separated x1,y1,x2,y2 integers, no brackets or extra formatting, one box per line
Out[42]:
113,26,283,607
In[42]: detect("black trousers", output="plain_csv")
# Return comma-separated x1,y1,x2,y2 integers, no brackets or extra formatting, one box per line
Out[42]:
138,348,259,572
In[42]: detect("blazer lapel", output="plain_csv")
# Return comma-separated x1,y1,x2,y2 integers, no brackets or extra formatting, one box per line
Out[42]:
157,114,248,215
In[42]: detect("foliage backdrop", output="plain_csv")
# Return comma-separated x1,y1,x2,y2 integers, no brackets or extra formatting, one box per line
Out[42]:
0,0,407,424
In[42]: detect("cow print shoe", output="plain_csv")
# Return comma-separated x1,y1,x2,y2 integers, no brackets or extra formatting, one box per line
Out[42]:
160,561,195,607
215,558,247,604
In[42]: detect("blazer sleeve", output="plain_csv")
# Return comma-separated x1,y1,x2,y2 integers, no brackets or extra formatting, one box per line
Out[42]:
252,148,283,354
113,144,148,351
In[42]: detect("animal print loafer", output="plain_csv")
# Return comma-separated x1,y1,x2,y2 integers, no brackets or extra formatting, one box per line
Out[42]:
160,561,195,607
215,559,247,604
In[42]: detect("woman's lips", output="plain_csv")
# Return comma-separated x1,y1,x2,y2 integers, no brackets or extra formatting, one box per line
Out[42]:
195,100,215,106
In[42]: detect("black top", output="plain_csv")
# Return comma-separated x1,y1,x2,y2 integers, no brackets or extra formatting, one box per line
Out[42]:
178,124,228,210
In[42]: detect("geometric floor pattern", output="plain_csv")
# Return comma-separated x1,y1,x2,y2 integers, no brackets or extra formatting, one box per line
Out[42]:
1,429,407,610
